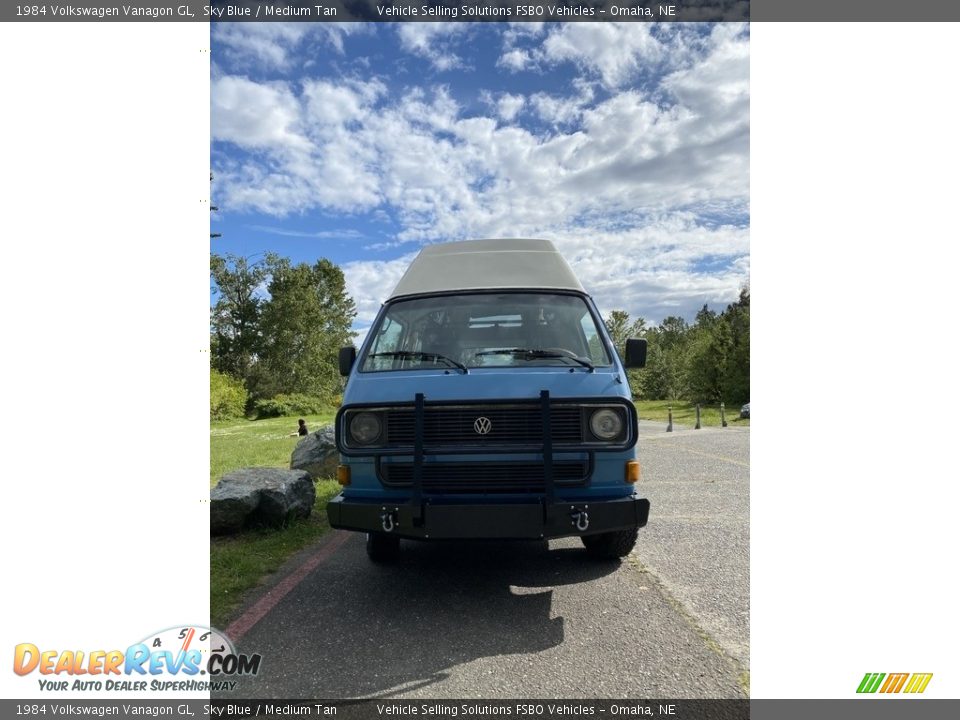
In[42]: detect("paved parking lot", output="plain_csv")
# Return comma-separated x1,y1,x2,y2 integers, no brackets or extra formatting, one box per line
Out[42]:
222,422,750,699
634,421,750,670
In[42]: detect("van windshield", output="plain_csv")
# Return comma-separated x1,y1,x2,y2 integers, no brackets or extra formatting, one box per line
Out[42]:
361,293,612,372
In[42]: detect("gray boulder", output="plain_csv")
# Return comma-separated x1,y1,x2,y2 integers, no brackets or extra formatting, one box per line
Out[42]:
211,468,316,535
290,425,339,479
209,478,261,535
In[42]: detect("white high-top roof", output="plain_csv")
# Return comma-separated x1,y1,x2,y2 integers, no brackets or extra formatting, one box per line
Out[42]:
389,239,585,299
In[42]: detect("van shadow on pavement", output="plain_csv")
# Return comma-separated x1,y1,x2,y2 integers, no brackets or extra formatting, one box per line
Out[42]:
225,536,620,699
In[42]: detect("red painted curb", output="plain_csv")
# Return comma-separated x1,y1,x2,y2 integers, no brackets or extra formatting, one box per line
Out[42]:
225,530,352,642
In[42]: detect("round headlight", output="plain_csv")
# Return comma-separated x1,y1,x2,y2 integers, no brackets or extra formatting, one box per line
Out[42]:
589,408,623,440
349,412,382,445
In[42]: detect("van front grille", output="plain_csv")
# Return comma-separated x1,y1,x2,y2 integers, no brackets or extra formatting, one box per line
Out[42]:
385,405,583,447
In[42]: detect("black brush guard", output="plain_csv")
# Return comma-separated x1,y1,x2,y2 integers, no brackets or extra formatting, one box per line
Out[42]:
326,390,650,540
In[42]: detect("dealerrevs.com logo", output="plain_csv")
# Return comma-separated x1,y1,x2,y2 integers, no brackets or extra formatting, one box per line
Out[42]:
13,626,260,693
857,672,933,694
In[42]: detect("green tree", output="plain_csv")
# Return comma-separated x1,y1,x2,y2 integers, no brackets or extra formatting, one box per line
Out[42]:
684,290,750,405
694,303,718,330
602,293,748,405
603,310,647,397
687,319,732,403
658,316,690,350
604,310,647,356
722,286,750,404
254,258,357,402
637,317,692,400
210,368,247,420
210,253,272,380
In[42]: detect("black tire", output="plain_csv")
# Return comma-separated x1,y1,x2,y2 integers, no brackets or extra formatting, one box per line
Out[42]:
366,532,400,563
581,529,638,559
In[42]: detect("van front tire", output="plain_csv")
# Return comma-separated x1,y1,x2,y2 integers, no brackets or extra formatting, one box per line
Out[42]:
581,529,638,559
366,532,400,563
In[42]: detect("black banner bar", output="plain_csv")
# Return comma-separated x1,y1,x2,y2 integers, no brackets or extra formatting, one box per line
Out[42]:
7,0,960,23
7,0,960,22
4,699,960,719
9,1,960,22
3,1,743,22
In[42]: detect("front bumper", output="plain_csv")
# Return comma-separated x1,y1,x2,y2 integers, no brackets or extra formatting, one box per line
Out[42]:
327,494,650,540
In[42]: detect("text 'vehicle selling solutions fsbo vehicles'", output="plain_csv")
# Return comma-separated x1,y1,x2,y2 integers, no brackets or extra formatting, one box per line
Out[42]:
327,239,650,562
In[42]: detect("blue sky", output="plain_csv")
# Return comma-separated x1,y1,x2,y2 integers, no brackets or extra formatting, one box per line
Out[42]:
211,22,749,339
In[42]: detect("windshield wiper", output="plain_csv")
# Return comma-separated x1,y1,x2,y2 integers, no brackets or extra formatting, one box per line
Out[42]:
369,350,469,374
475,348,594,371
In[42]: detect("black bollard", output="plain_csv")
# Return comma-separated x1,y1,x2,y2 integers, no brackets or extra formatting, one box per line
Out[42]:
721,402,728,428
667,406,673,432
695,403,701,430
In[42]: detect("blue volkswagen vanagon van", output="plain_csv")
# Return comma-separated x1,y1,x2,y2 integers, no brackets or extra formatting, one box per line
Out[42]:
327,239,649,562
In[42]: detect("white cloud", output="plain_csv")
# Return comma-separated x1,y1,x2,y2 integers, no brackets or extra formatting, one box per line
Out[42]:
504,22,546,41
212,75,383,215
530,80,595,126
302,77,386,127
212,24,750,325
214,38,748,231
496,22,748,93
342,253,416,331
211,76,309,151
498,23,547,72
662,24,750,138
496,93,526,122
549,217,750,321
396,23,470,71
540,24,665,89
497,48,534,73
212,23,362,71
248,225,363,239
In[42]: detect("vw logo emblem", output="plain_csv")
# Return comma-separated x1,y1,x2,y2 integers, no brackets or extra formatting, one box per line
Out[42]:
473,416,492,435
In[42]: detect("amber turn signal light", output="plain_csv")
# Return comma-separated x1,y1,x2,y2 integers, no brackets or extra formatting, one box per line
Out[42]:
337,465,351,486
625,460,641,484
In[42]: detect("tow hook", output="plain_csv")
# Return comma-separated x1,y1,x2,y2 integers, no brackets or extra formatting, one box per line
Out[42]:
570,507,590,532
380,508,397,533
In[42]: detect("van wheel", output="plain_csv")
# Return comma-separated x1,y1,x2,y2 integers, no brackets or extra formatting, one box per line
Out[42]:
581,529,638,559
366,532,400,563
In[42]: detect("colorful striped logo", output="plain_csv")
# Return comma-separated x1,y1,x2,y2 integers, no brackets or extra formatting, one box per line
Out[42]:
857,672,933,694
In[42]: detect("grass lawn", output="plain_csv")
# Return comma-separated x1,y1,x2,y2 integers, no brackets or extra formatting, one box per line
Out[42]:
210,411,339,627
633,400,750,427
210,412,336,486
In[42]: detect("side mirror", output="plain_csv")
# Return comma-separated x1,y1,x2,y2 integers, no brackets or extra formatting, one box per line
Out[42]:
338,346,357,377
624,338,647,368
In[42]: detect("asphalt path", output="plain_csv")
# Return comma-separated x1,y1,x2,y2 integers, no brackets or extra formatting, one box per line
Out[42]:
221,421,749,699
